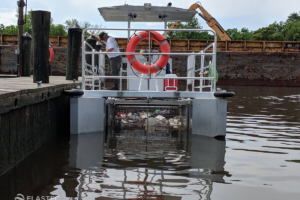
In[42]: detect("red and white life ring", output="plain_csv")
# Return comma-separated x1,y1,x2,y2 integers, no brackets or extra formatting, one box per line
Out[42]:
49,45,54,65
126,31,170,74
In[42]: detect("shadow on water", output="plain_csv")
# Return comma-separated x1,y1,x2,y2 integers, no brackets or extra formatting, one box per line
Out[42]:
0,128,228,200
0,135,70,200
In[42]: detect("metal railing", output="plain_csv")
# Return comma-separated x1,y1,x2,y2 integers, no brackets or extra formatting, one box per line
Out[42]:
81,28,217,93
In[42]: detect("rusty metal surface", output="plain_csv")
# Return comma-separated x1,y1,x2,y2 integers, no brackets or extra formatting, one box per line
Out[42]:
1,34,300,52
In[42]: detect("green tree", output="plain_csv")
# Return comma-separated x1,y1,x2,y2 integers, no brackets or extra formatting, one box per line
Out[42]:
22,10,65,36
226,28,253,40
23,10,33,34
0,24,5,34
65,19,79,31
65,19,102,36
284,21,300,41
286,12,300,23
253,22,285,41
50,24,67,36
3,25,18,34
167,18,214,40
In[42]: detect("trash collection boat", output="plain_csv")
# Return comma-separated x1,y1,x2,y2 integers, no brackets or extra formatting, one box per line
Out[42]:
68,3,234,137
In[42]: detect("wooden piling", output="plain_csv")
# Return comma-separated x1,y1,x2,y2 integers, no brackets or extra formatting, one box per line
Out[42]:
95,41,103,68
66,23,82,80
22,32,32,76
32,10,51,83
85,35,97,66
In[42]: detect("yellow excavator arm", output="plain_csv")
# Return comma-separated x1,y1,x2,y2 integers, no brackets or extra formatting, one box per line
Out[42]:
166,2,231,41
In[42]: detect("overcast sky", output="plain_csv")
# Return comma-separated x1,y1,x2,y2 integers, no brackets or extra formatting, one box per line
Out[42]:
1,0,299,37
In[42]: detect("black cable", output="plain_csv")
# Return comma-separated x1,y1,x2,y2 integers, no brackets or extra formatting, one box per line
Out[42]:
130,65,139,77
128,31,137,42
155,70,162,77
155,67,166,77
148,31,167,42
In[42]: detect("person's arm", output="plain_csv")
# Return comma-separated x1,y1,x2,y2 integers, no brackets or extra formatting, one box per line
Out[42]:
91,34,105,45
106,48,114,52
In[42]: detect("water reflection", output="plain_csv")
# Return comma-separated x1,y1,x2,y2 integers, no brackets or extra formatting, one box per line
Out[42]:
62,130,227,199
2,85,300,199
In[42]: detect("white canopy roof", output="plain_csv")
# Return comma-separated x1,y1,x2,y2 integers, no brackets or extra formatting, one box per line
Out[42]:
98,5,197,22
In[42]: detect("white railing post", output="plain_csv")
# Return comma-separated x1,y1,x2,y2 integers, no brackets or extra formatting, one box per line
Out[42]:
148,31,151,91
81,37,85,90
92,49,95,90
200,50,204,92
98,52,101,90
213,35,217,92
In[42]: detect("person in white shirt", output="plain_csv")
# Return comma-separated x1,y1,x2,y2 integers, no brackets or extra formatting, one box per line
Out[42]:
92,32,122,90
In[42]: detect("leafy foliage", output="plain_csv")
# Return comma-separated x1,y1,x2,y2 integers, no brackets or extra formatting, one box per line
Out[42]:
0,24,5,34
2,25,19,34
252,22,285,41
167,18,214,40
167,11,300,41
286,12,300,23
65,19,102,36
226,28,253,40
283,21,300,41
50,24,67,36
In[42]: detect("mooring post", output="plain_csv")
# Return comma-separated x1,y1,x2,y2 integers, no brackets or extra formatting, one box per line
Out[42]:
32,10,51,83
22,32,32,76
17,0,25,77
85,35,96,65
95,41,103,69
66,23,82,80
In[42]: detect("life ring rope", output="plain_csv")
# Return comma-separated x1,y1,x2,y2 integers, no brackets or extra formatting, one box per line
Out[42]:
49,45,54,65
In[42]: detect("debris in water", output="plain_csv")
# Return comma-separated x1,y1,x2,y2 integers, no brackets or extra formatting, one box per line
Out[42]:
117,112,127,118
114,108,186,131
154,109,161,114
155,115,166,122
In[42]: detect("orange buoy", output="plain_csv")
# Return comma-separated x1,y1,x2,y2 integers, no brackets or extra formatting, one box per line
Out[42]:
49,44,54,65
126,31,170,74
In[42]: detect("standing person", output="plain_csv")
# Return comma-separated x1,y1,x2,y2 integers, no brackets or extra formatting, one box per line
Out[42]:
92,32,122,90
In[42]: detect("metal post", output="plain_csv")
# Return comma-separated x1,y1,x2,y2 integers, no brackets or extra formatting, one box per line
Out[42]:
200,50,204,92
213,35,217,92
164,19,167,37
17,0,25,77
148,31,151,91
127,16,131,40
82,36,85,90
127,16,131,91
98,50,101,90
192,63,195,92
92,49,95,90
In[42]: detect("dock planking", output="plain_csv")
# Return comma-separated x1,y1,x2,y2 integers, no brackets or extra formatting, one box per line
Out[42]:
0,76,81,114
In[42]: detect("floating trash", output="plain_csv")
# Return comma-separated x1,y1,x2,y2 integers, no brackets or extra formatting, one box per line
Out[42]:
113,105,187,131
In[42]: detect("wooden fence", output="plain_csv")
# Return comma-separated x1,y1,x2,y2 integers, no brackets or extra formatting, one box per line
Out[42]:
1,34,300,52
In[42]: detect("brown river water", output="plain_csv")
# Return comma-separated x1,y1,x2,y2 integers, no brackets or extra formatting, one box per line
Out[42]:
0,85,300,200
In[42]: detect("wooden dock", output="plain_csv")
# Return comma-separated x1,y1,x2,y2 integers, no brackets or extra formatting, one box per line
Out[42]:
0,75,81,176
0,76,81,114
